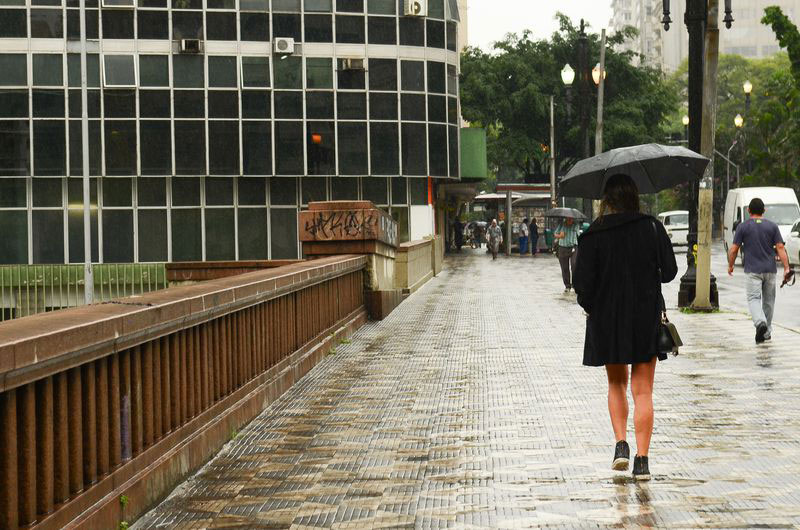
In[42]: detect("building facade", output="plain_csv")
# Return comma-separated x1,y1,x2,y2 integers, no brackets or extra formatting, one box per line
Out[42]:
0,0,462,265
609,0,663,68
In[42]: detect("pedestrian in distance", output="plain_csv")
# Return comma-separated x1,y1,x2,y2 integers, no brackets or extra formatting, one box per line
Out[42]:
453,217,464,253
486,219,503,260
727,198,792,344
519,218,530,255
554,217,580,292
573,174,678,481
529,218,539,256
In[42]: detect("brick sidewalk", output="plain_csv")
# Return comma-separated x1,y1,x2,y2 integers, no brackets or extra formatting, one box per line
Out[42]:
135,250,800,529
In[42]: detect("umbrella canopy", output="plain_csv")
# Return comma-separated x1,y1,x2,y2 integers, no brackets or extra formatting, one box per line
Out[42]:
544,207,587,220
560,143,710,199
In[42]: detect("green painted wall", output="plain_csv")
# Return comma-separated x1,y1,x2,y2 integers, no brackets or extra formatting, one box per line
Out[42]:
460,128,488,180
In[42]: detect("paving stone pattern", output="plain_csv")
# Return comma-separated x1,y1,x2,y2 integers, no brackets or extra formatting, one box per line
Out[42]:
136,250,800,529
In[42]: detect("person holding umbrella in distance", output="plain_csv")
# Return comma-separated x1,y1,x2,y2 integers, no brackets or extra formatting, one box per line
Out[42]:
564,143,709,481
547,208,586,292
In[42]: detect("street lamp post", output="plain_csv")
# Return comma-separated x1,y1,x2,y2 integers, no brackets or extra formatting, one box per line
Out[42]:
578,20,590,161
682,114,689,143
561,64,575,124
662,0,734,308
743,80,752,113
728,114,743,196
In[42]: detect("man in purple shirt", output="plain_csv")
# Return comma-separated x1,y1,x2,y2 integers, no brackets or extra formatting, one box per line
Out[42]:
728,198,792,343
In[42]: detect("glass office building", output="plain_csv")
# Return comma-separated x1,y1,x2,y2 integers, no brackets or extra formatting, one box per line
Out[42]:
0,0,461,264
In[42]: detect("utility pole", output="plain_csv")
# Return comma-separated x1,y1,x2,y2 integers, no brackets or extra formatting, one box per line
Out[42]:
593,29,607,219
577,20,591,217
549,96,557,208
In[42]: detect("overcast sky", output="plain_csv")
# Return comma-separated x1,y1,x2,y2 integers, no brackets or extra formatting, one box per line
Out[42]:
468,0,613,50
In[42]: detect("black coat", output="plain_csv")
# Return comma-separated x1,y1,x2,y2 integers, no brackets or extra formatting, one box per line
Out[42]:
573,213,678,366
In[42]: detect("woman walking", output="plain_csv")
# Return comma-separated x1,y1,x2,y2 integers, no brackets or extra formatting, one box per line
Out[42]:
573,174,677,481
486,219,503,260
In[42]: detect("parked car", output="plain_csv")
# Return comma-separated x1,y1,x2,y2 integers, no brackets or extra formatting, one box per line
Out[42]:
657,210,689,246
786,218,800,267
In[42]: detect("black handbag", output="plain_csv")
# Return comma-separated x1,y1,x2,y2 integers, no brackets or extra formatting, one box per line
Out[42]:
653,221,682,356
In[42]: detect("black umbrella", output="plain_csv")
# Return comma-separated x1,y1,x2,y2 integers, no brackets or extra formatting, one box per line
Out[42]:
544,207,587,220
560,143,710,199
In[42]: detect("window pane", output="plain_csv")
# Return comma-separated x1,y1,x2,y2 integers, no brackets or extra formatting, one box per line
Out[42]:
426,19,445,48
366,0,393,14
139,90,171,117
204,177,233,205
361,177,386,205
104,121,136,175
272,13,300,40
138,209,167,261
209,121,239,175
337,92,365,119
103,177,132,206
242,90,271,118
306,57,332,88
32,89,65,118
448,125,458,177
369,58,396,91
30,9,63,38
174,121,206,174
401,93,426,121
274,91,303,119
66,9,99,40
240,0,269,9
427,61,446,94
270,177,296,205
0,211,28,264
367,16,395,44
238,177,266,205
391,176,406,204
409,177,426,205
306,92,334,119
172,11,203,40
273,56,302,89
238,208,267,259
307,121,334,175
330,176,357,200
68,120,101,176
270,208,297,258
304,14,332,42
428,94,446,122
172,177,200,206
174,90,205,118
137,177,166,206
335,15,364,43
34,120,66,176
369,93,397,120
448,96,458,124
399,17,424,46
31,210,63,263
0,10,27,38
67,208,99,263
0,54,27,86
242,121,271,175
337,122,367,175
171,208,202,261
0,178,26,207
101,9,133,39
240,13,269,41
208,90,239,118
272,0,300,10
33,54,63,86
301,176,326,204
429,123,447,176
274,122,303,175
137,11,169,39
32,178,62,207
102,210,133,262
392,205,408,242
68,89,101,118
173,55,204,88
0,120,30,176
337,0,363,12
140,121,172,175
337,65,365,89
104,90,135,117
66,53,100,88
446,20,457,51
208,56,238,87
206,12,236,40
402,123,426,176
370,122,398,175
139,56,169,86
401,60,424,91
305,0,331,11
207,0,235,7
429,0,444,17
241,56,270,88
205,209,235,260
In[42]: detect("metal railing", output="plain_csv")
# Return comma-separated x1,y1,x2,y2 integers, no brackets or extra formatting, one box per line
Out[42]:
0,255,367,529
0,264,167,322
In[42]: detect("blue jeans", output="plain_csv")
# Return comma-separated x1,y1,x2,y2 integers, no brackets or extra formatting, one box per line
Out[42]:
746,272,776,334
519,236,528,254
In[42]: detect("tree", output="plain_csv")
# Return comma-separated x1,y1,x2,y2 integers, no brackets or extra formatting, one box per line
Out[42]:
460,15,679,182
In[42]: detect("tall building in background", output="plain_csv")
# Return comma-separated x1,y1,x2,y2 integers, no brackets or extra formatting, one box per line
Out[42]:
0,0,463,265
458,0,468,52
609,0,664,67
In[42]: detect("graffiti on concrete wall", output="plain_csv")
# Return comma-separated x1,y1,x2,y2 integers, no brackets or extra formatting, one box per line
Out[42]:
303,209,398,246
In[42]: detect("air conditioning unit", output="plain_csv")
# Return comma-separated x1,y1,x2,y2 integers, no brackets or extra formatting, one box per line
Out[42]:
404,0,427,16
273,37,295,55
340,58,365,71
179,39,202,53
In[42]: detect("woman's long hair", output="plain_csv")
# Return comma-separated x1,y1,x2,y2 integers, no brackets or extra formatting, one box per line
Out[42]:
599,174,640,217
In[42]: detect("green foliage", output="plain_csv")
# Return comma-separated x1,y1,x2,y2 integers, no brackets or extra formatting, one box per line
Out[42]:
118,522,130,530
460,14,679,183
119,495,129,508
762,6,800,87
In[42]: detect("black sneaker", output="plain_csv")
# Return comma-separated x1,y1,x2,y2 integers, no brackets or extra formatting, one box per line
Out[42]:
612,440,630,470
756,323,768,344
632,455,651,481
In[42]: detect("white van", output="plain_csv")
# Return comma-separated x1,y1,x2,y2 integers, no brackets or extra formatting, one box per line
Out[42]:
657,210,689,246
724,187,800,261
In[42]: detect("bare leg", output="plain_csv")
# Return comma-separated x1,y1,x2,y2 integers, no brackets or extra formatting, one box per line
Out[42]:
605,364,629,442
631,357,657,456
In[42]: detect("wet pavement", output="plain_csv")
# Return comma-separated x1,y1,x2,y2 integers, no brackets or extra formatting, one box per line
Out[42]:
135,249,800,529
